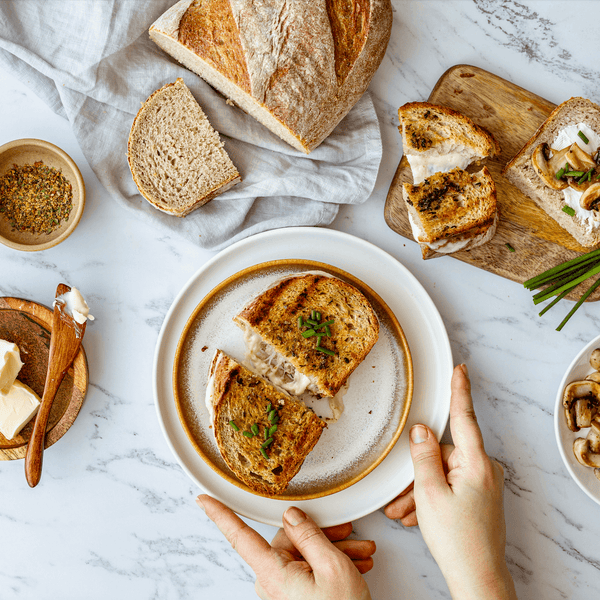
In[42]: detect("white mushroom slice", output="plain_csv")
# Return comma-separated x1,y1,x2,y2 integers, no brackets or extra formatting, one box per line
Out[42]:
573,437,600,468
590,348,600,371
547,146,571,175
563,380,600,432
532,143,568,190
574,398,597,428
580,183,600,211
565,143,596,172
585,371,600,384
587,416,600,454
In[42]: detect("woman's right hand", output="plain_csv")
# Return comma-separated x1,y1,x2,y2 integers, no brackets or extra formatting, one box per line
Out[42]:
385,364,518,600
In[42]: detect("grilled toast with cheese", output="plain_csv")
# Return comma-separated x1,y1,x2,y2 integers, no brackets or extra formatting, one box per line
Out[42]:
398,102,500,184
403,167,498,259
206,350,325,495
233,272,379,398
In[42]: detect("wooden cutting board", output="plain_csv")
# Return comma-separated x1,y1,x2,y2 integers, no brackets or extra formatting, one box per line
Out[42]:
384,64,600,301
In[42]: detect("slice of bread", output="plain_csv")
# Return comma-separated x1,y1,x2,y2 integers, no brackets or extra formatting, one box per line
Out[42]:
502,97,600,248
403,167,498,258
233,272,379,398
398,102,500,183
127,78,240,217
207,350,325,496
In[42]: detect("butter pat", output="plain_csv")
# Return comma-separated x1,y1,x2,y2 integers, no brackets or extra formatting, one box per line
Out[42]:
0,380,41,440
0,339,24,393
54,287,95,324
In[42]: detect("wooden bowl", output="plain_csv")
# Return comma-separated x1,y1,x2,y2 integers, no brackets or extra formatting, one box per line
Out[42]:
0,139,85,251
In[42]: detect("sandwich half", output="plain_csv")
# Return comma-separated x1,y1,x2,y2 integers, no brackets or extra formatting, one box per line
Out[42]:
502,97,600,248
233,272,379,398
206,350,325,495
403,167,498,258
398,102,500,184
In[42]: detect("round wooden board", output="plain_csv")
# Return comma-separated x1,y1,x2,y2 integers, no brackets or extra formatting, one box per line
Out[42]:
0,297,88,460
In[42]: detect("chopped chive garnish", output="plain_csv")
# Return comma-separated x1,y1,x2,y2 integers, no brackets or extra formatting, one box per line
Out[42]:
260,448,269,460
315,311,321,320
251,424,259,436
316,332,326,340
505,243,515,252
243,431,254,438
562,206,576,216
297,316,303,328
578,130,590,144
316,345,335,356
311,310,317,320
556,167,565,179
325,325,331,336
269,409,277,422
564,170,585,177
302,328,316,338
306,319,319,326
261,437,273,448
229,420,240,431
268,425,277,436
314,319,334,330
266,402,272,413
264,427,269,440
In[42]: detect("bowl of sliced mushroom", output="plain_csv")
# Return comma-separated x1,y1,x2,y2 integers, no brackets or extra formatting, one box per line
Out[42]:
555,336,600,506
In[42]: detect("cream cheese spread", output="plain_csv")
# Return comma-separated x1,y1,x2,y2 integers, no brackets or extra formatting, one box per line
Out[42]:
54,287,95,324
407,148,474,184
0,380,41,440
0,339,23,394
408,212,497,254
551,123,600,231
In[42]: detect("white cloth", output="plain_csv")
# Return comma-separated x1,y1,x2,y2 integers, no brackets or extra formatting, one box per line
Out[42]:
0,0,383,250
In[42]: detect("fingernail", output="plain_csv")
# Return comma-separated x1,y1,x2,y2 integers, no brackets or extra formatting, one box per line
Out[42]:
460,363,469,377
195,496,206,512
284,507,307,526
410,425,428,444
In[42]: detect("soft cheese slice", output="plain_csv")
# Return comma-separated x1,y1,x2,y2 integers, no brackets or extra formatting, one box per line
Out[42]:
0,380,41,440
0,340,24,394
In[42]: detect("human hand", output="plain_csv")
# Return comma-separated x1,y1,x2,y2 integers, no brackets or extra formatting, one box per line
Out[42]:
385,364,517,600
197,494,374,600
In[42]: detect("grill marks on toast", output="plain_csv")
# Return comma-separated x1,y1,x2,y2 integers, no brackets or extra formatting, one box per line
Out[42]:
235,273,379,397
210,351,325,495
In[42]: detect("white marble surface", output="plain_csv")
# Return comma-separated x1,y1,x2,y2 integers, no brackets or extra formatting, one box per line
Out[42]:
1,1,600,598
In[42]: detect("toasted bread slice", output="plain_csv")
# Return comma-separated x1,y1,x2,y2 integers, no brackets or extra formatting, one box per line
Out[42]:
398,102,500,183
502,97,600,248
233,272,379,398
403,167,498,258
127,78,240,217
207,350,325,495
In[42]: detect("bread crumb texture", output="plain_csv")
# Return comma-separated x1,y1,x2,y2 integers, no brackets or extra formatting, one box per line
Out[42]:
128,78,239,216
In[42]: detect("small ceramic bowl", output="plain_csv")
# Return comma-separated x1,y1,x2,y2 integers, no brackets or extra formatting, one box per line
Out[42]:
0,139,85,251
554,334,600,506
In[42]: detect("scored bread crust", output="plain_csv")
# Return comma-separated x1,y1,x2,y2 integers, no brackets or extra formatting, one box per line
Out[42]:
209,350,325,496
149,0,393,153
127,78,240,217
233,272,379,398
402,167,497,243
502,97,600,248
398,101,500,159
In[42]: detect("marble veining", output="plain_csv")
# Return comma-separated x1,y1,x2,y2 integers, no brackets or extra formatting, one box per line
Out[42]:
1,1,600,599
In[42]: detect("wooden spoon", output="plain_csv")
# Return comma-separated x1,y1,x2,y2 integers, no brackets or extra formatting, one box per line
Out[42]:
25,284,86,487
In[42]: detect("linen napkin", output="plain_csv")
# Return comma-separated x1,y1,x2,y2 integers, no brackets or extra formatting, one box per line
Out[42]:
0,0,383,250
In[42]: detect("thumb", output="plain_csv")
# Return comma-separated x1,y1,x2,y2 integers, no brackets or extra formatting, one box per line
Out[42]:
282,507,344,569
410,424,448,493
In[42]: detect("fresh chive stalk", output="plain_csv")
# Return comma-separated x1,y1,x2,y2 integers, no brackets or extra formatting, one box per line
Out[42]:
524,248,600,330
251,424,259,436
505,243,515,252
578,130,590,144
229,420,240,432
562,206,576,216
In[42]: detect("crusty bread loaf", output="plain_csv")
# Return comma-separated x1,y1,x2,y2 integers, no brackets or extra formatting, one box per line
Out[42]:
403,167,498,258
208,350,325,496
398,102,500,183
127,78,240,216
149,0,392,153
502,97,600,248
234,272,379,398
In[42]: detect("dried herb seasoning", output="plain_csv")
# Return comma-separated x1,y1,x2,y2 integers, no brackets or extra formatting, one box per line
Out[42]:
0,161,73,235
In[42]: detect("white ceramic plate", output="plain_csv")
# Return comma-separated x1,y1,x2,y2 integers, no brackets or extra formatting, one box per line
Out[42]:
153,228,453,526
554,334,600,506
